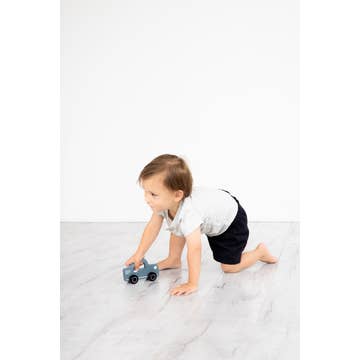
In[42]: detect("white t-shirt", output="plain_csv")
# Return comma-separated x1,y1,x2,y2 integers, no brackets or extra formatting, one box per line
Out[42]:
158,186,238,237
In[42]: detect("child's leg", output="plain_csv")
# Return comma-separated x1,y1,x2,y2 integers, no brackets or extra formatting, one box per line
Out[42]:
221,243,277,273
157,233,186,270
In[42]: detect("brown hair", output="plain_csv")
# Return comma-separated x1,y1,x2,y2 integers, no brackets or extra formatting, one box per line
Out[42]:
137,154,193,198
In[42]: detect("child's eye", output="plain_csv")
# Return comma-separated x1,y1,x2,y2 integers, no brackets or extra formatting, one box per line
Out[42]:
151,193,158,197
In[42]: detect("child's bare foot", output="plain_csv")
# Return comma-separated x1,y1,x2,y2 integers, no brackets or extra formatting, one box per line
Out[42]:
256,243,278,264
157,257,182,270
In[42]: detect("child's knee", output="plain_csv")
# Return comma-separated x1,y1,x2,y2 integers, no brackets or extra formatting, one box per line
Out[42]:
221,263,239,273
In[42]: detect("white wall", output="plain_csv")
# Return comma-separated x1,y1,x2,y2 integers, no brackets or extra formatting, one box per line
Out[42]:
61,0,298,222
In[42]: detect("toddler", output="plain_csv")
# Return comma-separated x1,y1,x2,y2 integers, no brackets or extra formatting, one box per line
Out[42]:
125,154,277,296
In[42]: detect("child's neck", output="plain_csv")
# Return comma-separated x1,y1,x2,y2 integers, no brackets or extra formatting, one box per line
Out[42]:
168,201,181,220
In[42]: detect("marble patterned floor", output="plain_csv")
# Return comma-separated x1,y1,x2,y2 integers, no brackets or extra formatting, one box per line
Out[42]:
61,222,299,360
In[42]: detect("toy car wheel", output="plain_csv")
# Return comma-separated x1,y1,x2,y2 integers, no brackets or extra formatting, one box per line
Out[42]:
147,272,157,281
129,275,139,284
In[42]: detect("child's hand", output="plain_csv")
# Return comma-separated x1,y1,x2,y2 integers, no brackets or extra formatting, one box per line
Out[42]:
124,253,144,271
169,282,198,296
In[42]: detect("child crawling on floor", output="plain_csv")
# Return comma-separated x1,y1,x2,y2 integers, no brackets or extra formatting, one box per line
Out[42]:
125,154,277,296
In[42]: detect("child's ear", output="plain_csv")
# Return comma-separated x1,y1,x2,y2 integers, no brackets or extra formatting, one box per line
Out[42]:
175,190,184,201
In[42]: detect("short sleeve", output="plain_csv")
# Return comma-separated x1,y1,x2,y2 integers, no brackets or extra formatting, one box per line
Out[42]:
180,208,203,237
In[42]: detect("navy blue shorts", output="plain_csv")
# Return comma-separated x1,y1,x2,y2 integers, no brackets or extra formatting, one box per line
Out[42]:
206,190,249,265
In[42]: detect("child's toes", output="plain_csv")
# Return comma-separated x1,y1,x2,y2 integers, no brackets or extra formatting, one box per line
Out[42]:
264,255,278,264
257,243,278,263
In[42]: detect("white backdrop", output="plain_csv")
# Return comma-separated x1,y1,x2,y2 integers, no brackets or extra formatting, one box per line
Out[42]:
61,0,298,222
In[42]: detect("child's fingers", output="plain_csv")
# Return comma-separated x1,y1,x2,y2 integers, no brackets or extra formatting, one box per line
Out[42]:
125,259,133,267
170,288,182,296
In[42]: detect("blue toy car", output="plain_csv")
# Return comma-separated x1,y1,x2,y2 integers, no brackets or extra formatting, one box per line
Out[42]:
123,258,159,284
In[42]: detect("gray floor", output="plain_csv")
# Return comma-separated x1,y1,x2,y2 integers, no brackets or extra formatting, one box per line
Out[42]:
61,222,299,360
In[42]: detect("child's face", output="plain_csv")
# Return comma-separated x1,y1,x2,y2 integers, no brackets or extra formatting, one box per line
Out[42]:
141,173,184,212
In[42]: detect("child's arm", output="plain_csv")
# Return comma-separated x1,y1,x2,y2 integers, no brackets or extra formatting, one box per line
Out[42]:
186,227,202,286
136,211,164,255
125,211,163,270
169,227,202,296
